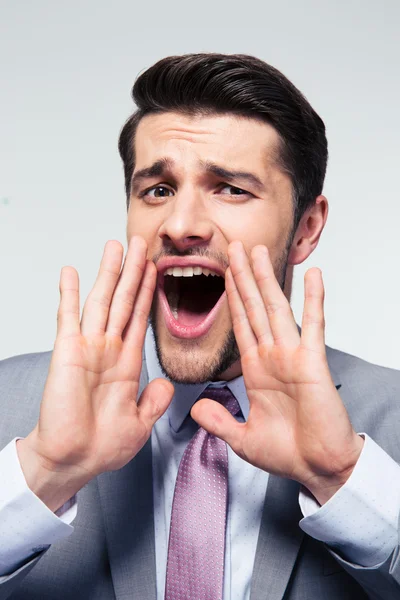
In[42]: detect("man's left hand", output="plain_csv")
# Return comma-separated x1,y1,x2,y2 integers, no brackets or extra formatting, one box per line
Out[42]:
191,241,364,505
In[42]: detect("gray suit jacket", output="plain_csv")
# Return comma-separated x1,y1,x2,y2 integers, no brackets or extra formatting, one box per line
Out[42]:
1,348,400,600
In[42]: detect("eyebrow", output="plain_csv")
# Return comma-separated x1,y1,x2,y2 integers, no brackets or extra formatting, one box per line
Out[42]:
130,157,265,195
130,158,175,195
203,162,265,192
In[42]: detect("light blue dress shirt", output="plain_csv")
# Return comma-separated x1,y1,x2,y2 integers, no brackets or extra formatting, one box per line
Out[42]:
147,328,270,600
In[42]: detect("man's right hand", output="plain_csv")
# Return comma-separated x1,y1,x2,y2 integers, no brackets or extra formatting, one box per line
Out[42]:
17,236,174,513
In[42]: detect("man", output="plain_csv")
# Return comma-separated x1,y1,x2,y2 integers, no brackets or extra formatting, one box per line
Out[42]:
0,53,400,599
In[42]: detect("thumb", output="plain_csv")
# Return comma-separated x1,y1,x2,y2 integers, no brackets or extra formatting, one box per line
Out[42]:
137,378,174,429
191,398,245,454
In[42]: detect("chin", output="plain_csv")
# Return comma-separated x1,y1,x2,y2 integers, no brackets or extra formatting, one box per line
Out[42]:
152,320,240,384
159,354,219,384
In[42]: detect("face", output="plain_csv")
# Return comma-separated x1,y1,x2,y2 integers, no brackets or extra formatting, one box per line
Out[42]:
127,112,297,383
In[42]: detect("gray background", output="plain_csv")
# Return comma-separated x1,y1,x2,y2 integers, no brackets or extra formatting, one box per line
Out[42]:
1,0,399,368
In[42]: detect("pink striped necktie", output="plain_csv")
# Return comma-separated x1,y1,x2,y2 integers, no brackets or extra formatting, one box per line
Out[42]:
165,386,240,600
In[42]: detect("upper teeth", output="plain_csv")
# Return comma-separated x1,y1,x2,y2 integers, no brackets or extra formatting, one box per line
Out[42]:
164,266,220,277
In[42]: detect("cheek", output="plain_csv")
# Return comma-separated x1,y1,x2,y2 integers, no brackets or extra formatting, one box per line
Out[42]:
218,205,290,257
126,206,161,252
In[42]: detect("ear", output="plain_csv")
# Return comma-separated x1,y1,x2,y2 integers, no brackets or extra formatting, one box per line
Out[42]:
287,195,328,265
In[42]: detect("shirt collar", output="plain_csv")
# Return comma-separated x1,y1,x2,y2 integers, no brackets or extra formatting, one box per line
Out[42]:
145,327,250,432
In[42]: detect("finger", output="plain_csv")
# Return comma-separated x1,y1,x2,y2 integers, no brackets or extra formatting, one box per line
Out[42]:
81,241,124,336
225,267,258,355
57,266,80,337
191,398,246,455
251,245,299,347
137,378,174,429
120,260,157,365
228,241,273,346
301,268,326,352
106,236,148,336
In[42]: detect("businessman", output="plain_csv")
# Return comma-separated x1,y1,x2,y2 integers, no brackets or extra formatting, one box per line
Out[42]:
1,53,400,599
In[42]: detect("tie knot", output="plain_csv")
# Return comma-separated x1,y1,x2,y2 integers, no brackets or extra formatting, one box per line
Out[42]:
199,386,241,417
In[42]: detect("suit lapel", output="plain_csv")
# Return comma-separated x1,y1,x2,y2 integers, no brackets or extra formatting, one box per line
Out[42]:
96,343,344,600
250,359,343,600
97,360,156,600
250,476,304,600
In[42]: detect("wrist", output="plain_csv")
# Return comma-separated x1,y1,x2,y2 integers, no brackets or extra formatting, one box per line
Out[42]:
302,434,365,505
17,433,92,513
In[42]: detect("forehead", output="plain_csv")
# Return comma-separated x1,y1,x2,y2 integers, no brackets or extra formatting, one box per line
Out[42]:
133,112,282,173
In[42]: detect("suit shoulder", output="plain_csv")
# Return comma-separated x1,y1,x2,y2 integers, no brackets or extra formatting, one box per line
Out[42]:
0,352,52,389
0,351,52,445
326,345,400,390
0,350,52,377
326,346,400,453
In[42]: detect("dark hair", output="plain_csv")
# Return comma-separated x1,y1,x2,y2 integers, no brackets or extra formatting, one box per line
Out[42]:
118,53,328,227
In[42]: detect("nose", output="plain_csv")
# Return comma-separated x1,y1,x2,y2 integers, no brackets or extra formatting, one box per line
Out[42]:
158,188,213,252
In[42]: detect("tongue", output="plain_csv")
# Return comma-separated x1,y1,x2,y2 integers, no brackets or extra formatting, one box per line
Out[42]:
177,305,211,327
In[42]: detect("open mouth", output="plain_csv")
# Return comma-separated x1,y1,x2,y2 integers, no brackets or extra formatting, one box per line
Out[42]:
158,264,226,339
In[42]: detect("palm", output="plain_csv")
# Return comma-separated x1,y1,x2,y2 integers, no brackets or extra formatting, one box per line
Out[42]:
193,242,362,502
31,238,173,480
239,341,338,482
54,332,140,395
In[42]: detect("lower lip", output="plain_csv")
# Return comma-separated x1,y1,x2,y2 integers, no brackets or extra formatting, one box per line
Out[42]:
158,284,226,340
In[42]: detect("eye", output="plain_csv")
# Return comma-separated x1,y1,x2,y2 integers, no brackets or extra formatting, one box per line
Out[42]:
139,185,174,203
218,185,251,198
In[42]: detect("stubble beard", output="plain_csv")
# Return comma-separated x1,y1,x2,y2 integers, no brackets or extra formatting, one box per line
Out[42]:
150,309,241,384
149,247,289,384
